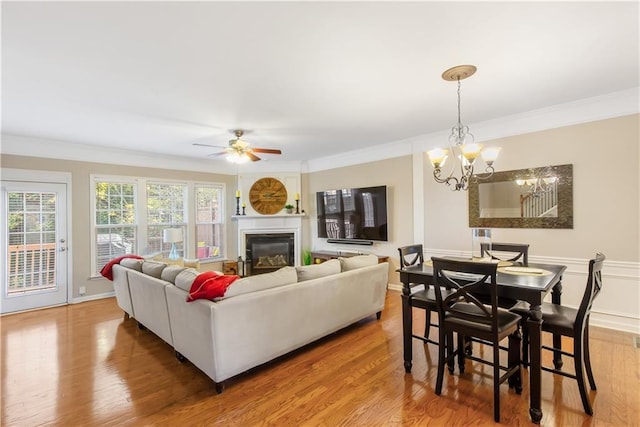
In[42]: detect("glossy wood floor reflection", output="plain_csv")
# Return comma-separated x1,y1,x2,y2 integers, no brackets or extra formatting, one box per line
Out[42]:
2,292,638,426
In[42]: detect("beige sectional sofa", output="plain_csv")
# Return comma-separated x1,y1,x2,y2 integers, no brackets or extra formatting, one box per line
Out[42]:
112,255,389,392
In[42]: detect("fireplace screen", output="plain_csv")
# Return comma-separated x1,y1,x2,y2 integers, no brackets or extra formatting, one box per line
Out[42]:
245,233,295,276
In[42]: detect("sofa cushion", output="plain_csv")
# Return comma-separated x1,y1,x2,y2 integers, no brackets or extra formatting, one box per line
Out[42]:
296,259,341,282
119,257,143,271
141,261,168,278
187,272,240,301
338,254,379,272
183,258,200,269
220,266,298,300
161,265,186,284
174,268,200,292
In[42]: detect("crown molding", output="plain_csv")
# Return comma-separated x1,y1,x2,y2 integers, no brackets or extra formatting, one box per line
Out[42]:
310,87,639,171
2,88,637,174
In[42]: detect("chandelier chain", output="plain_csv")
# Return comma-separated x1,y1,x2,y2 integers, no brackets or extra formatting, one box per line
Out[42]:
457,78,462,128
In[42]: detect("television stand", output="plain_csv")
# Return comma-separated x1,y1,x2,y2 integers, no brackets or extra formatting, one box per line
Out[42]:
310,250,389,264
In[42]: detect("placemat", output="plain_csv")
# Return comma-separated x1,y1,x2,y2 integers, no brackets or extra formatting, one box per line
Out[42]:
498,266,553,276
423,259,513,267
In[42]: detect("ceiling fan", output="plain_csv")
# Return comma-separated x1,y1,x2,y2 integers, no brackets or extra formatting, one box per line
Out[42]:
192,130,282,163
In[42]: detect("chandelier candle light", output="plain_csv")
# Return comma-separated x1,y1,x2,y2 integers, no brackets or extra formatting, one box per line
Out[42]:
428,65,501,191
516,166,558,197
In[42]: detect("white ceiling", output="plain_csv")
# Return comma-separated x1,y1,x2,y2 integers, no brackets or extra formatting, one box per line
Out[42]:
2,2,639,164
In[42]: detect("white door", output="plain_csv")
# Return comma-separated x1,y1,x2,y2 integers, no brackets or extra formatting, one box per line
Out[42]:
1,181,69,314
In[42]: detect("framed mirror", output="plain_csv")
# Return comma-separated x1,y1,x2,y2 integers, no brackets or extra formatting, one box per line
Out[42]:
468,164,573,229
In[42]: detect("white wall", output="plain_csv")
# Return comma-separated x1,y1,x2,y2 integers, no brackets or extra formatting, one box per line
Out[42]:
307,156,415,284
418,114,640,333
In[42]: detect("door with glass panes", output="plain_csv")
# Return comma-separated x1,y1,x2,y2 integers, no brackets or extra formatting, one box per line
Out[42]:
1,181,68,313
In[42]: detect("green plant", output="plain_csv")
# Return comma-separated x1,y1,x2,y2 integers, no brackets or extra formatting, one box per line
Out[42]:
284,204,294,209
302,249,312,265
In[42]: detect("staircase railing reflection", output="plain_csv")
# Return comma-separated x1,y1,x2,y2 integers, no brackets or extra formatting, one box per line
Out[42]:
520,183,558,218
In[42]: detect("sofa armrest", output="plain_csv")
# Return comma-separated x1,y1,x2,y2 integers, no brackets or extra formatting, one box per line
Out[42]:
165,286,219,381
112,264,134,318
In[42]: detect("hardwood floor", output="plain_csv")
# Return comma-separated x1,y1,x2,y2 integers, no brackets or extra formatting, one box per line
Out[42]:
2,291,638,426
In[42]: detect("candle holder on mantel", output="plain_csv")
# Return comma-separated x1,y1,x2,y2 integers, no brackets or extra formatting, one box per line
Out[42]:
235,197,241,216
242,205,246,215
295,199,300,214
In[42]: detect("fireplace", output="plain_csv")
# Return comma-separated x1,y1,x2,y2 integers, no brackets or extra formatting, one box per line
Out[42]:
245,233,295,276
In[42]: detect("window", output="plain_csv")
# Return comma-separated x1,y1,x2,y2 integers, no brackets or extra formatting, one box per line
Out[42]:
7,191,57,292
146,183,187,258
91,176,225,276
94,181,136,272
195,185,224,259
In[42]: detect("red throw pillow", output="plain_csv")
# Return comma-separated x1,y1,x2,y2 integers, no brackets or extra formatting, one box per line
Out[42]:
187,271,240,302
100,254,144,281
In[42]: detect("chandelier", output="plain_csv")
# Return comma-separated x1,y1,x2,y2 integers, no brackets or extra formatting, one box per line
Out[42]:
516,167,558,197
427,65,501,191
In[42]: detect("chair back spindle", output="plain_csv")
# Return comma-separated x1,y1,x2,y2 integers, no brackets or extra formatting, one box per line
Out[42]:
398,244,424,268
481,242,529,265
432,258,499,333
576,253,605,331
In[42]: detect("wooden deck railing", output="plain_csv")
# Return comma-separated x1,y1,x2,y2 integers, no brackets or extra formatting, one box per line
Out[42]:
7,243,56,293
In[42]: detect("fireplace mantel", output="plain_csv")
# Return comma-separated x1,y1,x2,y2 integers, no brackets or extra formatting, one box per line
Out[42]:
233,214,305,219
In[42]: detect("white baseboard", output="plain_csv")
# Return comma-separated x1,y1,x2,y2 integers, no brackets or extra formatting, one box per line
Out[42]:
72,291,115,304
589,310,640,334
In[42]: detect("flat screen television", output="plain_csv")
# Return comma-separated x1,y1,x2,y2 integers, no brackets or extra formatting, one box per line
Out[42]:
316,185,388,242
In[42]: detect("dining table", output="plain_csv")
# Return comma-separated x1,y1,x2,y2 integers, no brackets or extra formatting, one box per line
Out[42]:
398,259,567,424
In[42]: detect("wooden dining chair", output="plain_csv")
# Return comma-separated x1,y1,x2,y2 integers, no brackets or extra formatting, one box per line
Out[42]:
480,242,530,265
431,257,522,423
465,243,530,358
512,253,605,415
398,244,438,346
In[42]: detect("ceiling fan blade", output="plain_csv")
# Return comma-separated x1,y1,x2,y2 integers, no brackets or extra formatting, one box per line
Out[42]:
252,148,282,155
193,143,227,149
207,151,227,158
246,152,261,162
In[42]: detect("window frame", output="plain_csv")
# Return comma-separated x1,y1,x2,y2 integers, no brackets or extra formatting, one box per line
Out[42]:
91,176,139,276
90,175,226,277
146,181,189,259
194,183,225,262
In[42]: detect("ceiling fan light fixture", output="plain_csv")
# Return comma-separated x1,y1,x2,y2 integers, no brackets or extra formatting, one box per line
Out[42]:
193,129,281,163
226,151,250,164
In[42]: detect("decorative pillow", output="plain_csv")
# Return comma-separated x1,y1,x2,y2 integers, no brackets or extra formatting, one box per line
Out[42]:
221,266,298,300
161,265,186,284
296,259,341,282
141,261,167,279
99,254,144,280
174,268,200,292
187,271,240,302
339,254,379,271
183,258,200,269
119,257,143,271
